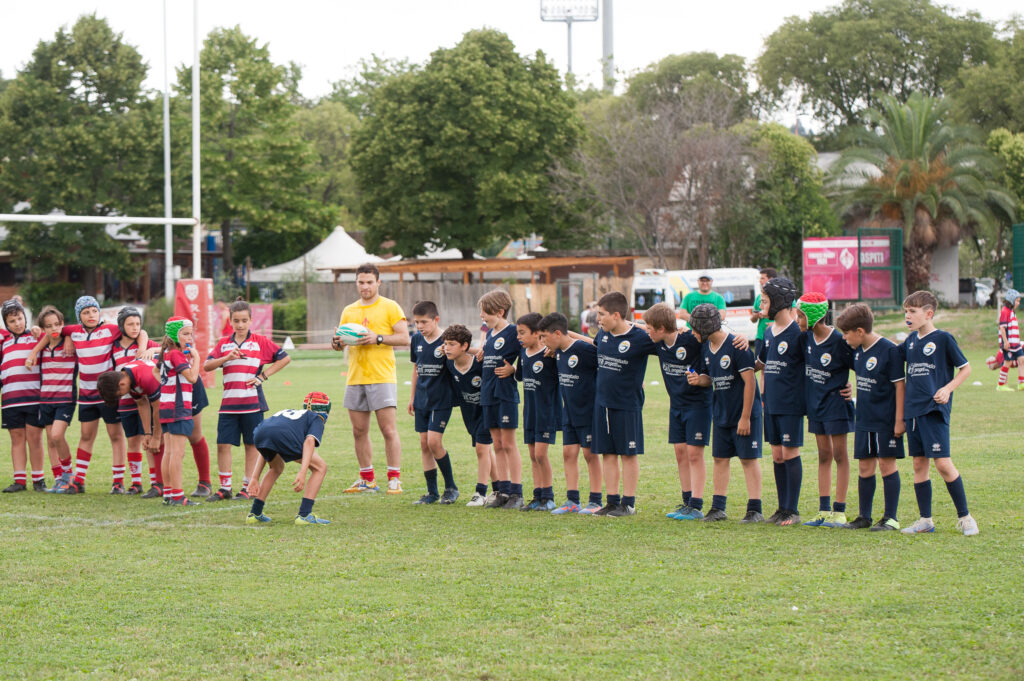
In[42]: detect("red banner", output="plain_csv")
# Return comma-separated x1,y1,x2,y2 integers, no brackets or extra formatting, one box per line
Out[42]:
802,237,893,300
174,279,215,387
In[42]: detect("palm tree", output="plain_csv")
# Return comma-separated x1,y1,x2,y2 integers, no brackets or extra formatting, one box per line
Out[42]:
830,93,1016,293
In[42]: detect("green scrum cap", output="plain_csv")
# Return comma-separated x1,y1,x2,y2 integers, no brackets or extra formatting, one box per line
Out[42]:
797,292,829,328
165,316,193,344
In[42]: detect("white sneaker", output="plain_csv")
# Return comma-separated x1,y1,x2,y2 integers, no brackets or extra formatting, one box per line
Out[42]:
386,478,403,495
901,517,936,534
956,514,980,536
466,492,486,507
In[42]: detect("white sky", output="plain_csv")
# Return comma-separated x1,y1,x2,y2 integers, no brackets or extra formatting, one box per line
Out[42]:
1,1,1017,105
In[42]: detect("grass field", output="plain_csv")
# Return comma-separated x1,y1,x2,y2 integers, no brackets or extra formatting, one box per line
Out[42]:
1,308,1022,680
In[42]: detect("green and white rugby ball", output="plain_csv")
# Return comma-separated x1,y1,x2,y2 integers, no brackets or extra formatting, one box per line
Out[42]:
336,323,370,345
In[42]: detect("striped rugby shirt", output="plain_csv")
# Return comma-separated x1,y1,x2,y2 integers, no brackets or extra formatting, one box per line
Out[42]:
122,359,161,405
999,307,1020,351
159,349,193,424
62,323,120,406
112,338,160,413
39,342,77,404
0,332,42,408
207,332,285,414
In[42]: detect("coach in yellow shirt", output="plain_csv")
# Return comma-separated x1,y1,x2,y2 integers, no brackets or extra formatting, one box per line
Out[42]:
332,263,410,494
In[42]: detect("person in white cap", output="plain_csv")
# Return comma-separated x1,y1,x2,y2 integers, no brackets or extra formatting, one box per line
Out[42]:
678,272,726,324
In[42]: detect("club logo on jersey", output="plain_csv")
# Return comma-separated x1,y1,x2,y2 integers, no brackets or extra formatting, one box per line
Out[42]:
777,341,789,355
567,354,578,368
494,338,505,350
433,346,444,358
923,341,936,356
618,340,630,354
416,345,423,353
820,353,832,367
471,376,481,388
532,360,544,374
866,357,878,371
675,347,687,361
720,355,732,369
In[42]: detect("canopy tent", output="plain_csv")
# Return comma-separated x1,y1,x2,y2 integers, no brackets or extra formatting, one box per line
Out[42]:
247,226,380,283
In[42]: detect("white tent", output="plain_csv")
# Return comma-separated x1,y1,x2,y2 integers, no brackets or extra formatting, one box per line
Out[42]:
248,226,380,283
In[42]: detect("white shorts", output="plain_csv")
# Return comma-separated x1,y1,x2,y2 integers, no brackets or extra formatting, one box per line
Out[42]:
344,383,398,412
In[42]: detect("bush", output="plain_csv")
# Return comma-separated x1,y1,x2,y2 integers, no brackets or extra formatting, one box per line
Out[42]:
272,297,306,343
19,282,81,323
142,296,175,339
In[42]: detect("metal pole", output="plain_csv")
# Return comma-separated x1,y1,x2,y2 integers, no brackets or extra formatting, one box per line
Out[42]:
0,214,196,226
163,0,174,300
602,0,614,91
192,0,201,279
566,19,573,75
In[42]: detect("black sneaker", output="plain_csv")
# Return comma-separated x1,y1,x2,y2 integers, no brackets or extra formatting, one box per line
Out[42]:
500,494,524,510
235,489,253,501
439,488,460,505
110,482,126,495
606,504,636,517
843,516,873,529
703,508,728,522
66,481,84,495
869,516,900,532
520,497,542,512
168,497,200,506
766,508,785,524
205,488,232,502
740,510,765,523
413,493,439,505
125,483,144,495
141,485,163,499
593,503,619,516
777,512,801,526
190,482,212,497
2,482,27,493
485,493,509,508
32,480,47,492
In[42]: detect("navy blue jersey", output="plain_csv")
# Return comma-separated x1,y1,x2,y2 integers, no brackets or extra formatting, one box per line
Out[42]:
902,329,968,422
758,321,806,416
702,334,762,428
409,331,455,410
655,330,712,410
518,347,561,431
802,328,854,422
595,325,657,410
556,339,598,428
852,336,904,432
253,409,325,457
480,323,521,406
448,356,484,407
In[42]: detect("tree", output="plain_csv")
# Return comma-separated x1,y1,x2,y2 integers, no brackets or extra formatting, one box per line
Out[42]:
829,93,1016,292
973,128,1024,276
757,0,994,134
0,14,158,303
626,52,752,123
172,27,334,271
327,55,416,119
950,22,1024,134
350,29,582,259
290,101,362,228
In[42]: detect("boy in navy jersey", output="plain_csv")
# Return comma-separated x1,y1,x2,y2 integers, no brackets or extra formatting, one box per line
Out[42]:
245,392,332,525
899,291,978,536
642,303,712,520
515,313,560,511
478,290,523,509
835,304,904,531
408,301,459,505
755,277,805,526
688,304,764,522
538,313,604,514
796,293,855,528
442,324,498,507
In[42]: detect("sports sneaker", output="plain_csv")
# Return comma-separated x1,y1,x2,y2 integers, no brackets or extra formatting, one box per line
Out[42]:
870,517,900,532
63,481,84,495
592,503,619,516
552,500,581,515
672,506,704,521
2,482,26,493
500,494,524,510
822,511,848,527
956,514,980,536
245,512,272,524
110,482,125,495
484,493,509,508
802,511,830,527
665,503,689,519
413,493,439,505
440,488,460,505
483,491,498,506
141,485,163,499
521,498,542,512
48,473,71,493
703,508,728,522
537,499,557,512
167,497,200,506
32,480,47,492
295,513,331,525
740,510,765,523
235,488,253,501
777,513,802,526
206,488,232,502
996,384,1015,392
344,479,380,494
578,502,602,515
766,508,785,524
125,483,144,495
466,492,487,507
386,478,403,495
190,482,212,497
901,517,935,534
844,516,873,529
606,504,636,517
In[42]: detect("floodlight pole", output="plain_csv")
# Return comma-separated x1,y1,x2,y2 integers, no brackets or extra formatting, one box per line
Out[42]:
566,20,573,75
191,0,201,280
602,0,614,91
163,0,174,300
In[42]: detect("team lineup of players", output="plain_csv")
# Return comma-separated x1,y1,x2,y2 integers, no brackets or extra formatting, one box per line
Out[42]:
0,279,980,534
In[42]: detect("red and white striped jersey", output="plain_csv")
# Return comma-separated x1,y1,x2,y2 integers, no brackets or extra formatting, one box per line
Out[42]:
39,343,77,404
159,349,193,424
0,333,42,407
112,338,160,412
999,307,1020,350
207,332,286,414
63,323,120,405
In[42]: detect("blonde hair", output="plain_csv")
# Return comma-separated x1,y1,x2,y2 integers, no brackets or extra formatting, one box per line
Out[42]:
478,290,513,318
642,303,677,332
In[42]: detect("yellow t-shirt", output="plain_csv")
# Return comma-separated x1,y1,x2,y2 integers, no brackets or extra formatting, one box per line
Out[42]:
339,296,406,385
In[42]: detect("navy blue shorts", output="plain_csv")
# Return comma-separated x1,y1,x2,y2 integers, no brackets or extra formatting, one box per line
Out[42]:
562,423,593,449
38,402,75,427
592,406,643,456
712,419,762,459
164,420,194,437
668,407,711,447
482,401,518,430
119,411,152,439
854,430,905,459
191,379,209,415
414,407,452,434
2,404,43,430
459,404,492,446
524,425,558,445
217,411,264,446
78,402,120,425
1001,346,1024,361
905,412,950,458
763,413,804,447
808,418,853,435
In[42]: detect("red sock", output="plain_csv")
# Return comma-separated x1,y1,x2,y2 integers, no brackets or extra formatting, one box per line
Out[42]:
148,467,158,486
13,471,26,485
191,437,211,483
154,444,164,486
360,467,375,482
999,367,1008,385
111,465,125,486
51,465,62,479
127,452,144,486
74,448,92,484
31,470,45,483
60,458,72,475
387,467,401,480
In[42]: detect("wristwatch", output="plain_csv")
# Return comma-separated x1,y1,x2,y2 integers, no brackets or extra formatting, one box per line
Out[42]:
376,335,383,345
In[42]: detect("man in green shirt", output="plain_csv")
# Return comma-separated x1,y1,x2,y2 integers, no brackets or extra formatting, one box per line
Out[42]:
749,267,777,359
678,272,726,323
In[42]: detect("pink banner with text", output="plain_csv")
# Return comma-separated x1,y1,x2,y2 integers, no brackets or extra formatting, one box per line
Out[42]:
802,237,893,300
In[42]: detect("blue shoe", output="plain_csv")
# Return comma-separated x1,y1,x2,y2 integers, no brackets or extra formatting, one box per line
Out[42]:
666,503,688,519
520,498,543,512
295,513,331,525
803,511,831,527
552,500,581,515
245,512,272,524
537,499,557,512
672,506,704,520
49,473,71,494
577,502,602,515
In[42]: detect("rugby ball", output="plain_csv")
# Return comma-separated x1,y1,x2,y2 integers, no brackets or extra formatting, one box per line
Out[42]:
336,323,370,345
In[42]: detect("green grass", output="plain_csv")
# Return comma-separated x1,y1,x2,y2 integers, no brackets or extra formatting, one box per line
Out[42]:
1,309,1022,680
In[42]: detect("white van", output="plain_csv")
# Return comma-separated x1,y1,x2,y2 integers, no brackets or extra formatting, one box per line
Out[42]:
630,269,682,321
667,268,761,339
